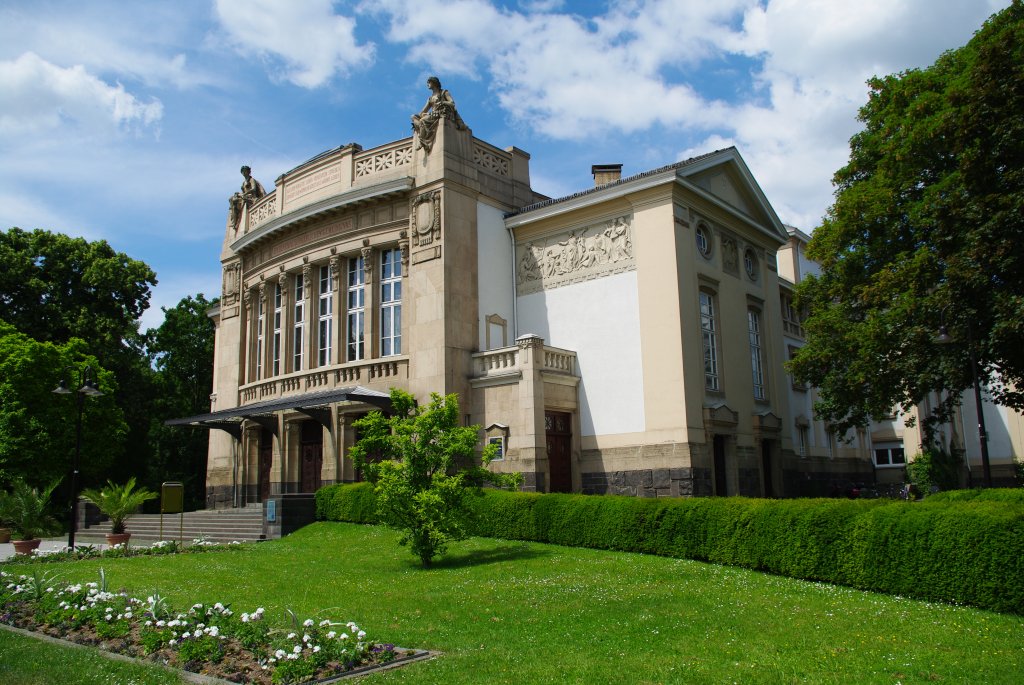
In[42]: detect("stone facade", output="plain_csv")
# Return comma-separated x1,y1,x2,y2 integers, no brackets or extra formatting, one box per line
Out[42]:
170,82,1022,510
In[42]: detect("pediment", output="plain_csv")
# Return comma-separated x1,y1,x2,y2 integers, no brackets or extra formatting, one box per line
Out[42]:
678,148,788,245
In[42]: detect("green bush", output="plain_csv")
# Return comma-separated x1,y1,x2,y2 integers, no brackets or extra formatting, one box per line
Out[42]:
316,483,1024,613
315,482,379,524
905,449,962,492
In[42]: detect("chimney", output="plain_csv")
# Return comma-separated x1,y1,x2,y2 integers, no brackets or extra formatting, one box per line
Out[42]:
591,164,622,187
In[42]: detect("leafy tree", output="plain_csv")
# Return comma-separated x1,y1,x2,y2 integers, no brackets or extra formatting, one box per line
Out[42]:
0,227,159,484
790,2,1024,440
350,390,521,566
144,294,218,510
0,320,126,489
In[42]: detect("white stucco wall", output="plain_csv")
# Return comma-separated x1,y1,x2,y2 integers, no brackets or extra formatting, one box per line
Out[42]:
517,271,645,437
477,201,515,350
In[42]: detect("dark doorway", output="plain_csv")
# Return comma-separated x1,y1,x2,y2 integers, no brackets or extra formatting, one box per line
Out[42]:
300,421,323,493
546,411,572,493
258,428,273,502
713,434,728,496
761,439,774,498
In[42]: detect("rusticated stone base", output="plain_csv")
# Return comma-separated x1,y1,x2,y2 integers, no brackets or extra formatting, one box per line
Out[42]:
520,471,546,493
581,467,702,497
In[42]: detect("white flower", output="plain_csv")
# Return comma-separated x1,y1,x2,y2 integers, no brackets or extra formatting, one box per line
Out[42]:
193,629,203,638
293,645,302,654
357,630,366,639
326,631,337,639
169,639,177,646
303,634,311,643
319,619,331,627
241,613,250,623
313,645,321,653
287,632,296,640
275,649,286,659
340,633,349,640
303,618,314,627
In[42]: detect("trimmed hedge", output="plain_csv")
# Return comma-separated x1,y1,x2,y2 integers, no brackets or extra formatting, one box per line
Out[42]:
315,484,1024,614
924,487,1024,505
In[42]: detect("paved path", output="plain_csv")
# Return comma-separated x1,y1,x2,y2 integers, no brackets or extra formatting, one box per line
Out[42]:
0,538,110,563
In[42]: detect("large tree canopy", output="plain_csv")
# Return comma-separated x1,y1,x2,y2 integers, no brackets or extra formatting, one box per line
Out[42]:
145,294,218,509
0,320,126,488
791,2,1024,438
0,228,157,361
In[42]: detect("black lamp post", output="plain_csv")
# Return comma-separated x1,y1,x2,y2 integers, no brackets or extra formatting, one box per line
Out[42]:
53,366,104,548
935,324,992,487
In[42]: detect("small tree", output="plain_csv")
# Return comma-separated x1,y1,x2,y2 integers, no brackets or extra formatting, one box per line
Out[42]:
349,389,520,566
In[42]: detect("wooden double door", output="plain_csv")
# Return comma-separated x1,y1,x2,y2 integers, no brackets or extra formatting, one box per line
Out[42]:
545,411,573,493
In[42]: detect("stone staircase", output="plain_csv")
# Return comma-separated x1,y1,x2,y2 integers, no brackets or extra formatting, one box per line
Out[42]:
78,506,266,545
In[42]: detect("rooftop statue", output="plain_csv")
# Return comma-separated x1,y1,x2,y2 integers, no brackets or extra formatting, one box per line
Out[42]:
411,76,467,154
229,165,267,228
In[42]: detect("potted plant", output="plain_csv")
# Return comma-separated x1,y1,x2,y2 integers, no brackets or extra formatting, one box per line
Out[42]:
80,477,157,546
5,479,61,554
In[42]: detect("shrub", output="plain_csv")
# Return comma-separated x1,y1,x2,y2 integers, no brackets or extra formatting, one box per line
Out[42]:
316,483,1024,613
905,448,962,492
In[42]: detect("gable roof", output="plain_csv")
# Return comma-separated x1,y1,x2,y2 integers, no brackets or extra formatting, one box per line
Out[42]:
506,147,789,245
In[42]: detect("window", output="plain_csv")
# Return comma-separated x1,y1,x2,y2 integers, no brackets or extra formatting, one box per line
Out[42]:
797,425,808,457
255,293,264,380
826,429,835,459
381,249,402,356
748,309,766,400
699,291,720,391
744,248,759,280
874,443,906,467
781,294,804,337
695,224,711,257
347,256,365,361
293,274,304,372
318,265,333,367
271,283,282,376
788,345,806,391
487,436,505,461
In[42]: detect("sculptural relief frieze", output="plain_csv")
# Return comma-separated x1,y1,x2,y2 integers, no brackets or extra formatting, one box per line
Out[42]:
517,215,635,294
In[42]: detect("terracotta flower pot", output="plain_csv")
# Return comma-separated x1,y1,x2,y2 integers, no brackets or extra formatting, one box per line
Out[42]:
12,538,41,555
105,532,131,547
0,527,11,543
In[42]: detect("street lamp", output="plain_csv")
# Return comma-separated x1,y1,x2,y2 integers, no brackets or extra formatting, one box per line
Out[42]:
53,366,104,548
935,324,992,487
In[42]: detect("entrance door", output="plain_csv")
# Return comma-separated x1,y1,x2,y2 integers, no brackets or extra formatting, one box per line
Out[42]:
300,421,323,493
258,429,272,502
713,434,728,496
761,439,774,498
545,411,572,493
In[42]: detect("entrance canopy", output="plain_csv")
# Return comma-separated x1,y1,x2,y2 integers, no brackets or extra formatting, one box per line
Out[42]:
165,386,392,439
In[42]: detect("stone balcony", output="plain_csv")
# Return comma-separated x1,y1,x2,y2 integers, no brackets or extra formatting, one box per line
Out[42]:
238,357,409,405
470,339,577,388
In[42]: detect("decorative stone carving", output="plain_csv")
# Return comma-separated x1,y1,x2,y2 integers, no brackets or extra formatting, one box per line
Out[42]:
411,76,467,154
355,145,413,178
328,256,341,289
410,191,441,247
722,236,739,275
398,234,410,270
222,262,240,305
301,264,312,294
473,145,509,176
257,281,266,302
228,165,266,229
516,215,635,294
278,272,288,300
361,239,373,276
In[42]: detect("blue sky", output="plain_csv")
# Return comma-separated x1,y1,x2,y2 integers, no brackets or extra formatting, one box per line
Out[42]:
0,0,1010,331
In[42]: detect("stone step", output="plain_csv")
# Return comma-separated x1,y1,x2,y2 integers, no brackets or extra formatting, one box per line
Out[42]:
80,508,267,543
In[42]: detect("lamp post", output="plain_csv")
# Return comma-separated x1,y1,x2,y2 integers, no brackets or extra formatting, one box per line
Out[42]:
935,324,992,487
53,366,104,548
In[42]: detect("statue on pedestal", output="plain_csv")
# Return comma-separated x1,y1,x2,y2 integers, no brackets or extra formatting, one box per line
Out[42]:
228,165,266,228
411,76,467,154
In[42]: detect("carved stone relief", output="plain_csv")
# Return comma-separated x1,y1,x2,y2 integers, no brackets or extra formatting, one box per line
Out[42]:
721,235,739,276
222,262,241,305
516,215,635,294
410,191,441,247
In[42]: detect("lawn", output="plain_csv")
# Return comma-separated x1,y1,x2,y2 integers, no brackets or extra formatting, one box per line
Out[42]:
3,522,1023,684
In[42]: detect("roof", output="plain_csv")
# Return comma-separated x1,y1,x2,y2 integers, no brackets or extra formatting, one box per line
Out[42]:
165,386,392,438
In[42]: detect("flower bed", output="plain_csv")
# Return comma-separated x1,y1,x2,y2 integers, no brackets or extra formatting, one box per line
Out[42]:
0,568,424,683
2,538,250,565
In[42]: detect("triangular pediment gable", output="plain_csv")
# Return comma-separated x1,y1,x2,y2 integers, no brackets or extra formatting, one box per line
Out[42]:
677,148,788,245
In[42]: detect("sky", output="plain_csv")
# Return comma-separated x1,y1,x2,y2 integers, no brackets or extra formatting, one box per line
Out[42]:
0,0,1010,332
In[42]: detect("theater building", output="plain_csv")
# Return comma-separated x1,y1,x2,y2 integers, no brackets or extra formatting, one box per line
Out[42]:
170,86,1019,509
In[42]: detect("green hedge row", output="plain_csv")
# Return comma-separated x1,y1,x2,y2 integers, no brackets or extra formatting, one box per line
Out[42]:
924,487,1024,505
315,484,1024,614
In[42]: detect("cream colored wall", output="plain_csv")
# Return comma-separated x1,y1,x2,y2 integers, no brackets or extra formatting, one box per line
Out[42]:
476,200,514,350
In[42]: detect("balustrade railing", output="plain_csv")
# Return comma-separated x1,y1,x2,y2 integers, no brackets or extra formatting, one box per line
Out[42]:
238,358,409,406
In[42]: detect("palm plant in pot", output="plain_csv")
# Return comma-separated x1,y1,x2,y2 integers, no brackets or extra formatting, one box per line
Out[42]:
80,477,157,546
5,479,62,554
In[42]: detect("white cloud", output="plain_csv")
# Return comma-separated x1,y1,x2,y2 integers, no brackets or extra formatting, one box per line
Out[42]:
214,0,375,88
0,52,163,136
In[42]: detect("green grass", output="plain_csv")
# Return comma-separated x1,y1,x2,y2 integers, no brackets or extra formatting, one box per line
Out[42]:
4,522,1024,684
